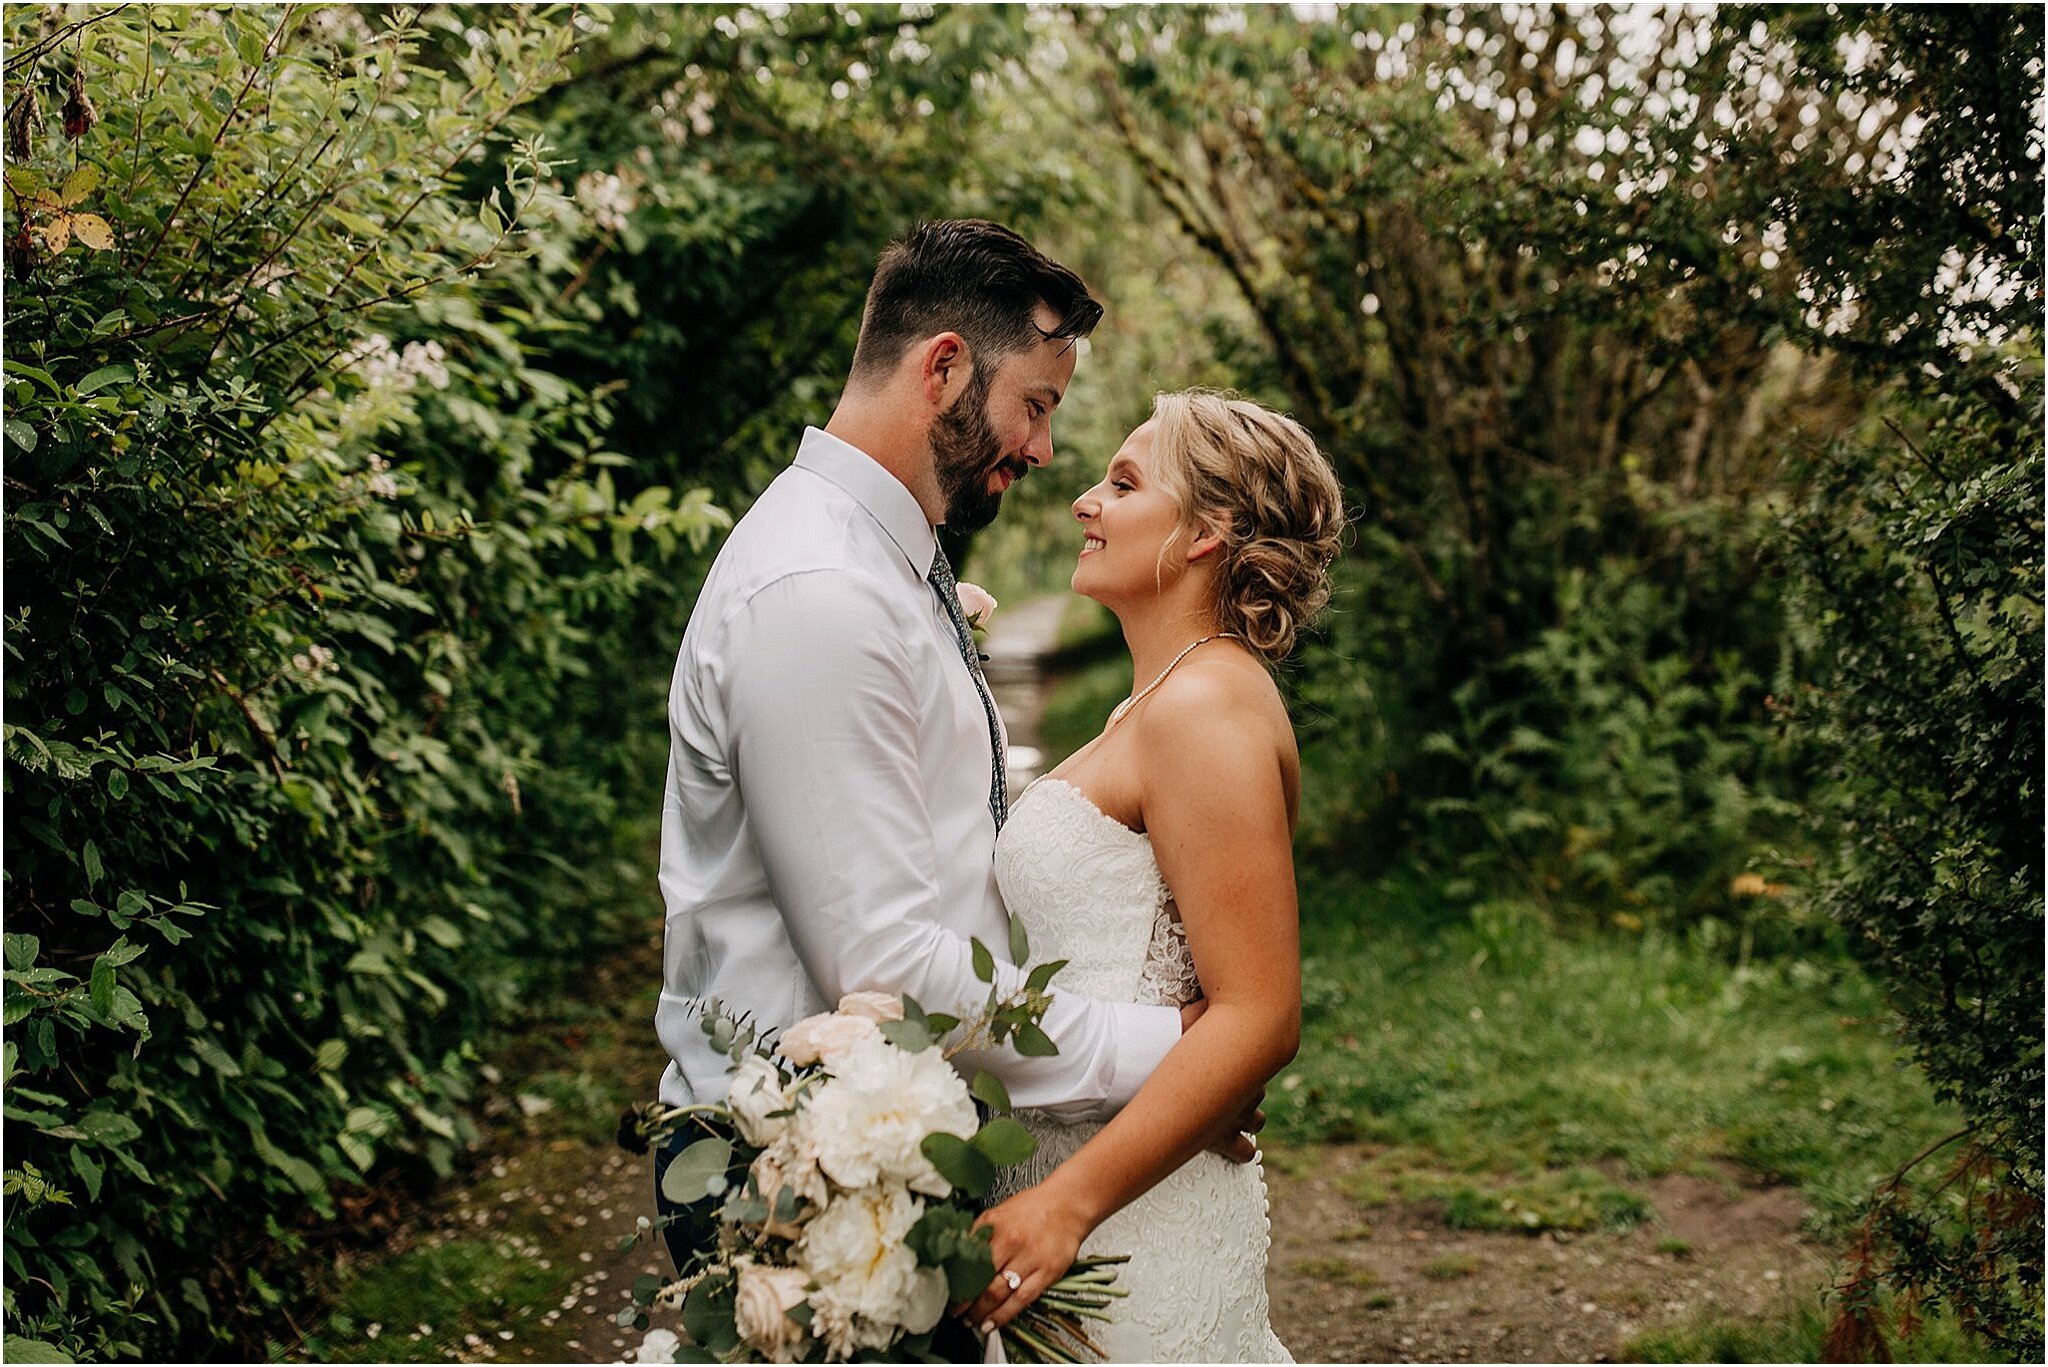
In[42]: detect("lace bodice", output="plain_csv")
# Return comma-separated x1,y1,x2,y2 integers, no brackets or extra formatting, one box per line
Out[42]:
988,777,1289,1364
993,778,1200,1010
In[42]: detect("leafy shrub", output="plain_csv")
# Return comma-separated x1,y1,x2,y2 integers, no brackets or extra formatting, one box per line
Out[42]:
1,8,720,1358
1416,561,1810,934
1787,385,2044,1358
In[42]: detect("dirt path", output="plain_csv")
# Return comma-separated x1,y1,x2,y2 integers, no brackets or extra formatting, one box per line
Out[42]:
312,600,1837,1363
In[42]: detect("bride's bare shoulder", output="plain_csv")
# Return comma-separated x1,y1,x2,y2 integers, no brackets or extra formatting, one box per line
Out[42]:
1128,652,1295,768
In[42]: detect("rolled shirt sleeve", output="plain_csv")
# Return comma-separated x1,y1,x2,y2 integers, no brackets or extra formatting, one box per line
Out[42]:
715,569,1179,1121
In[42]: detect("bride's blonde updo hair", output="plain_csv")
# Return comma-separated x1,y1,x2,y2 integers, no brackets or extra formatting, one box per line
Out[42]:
1148,389,1347,663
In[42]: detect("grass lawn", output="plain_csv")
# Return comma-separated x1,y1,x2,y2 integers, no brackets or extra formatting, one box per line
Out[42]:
1273,871,1957,1240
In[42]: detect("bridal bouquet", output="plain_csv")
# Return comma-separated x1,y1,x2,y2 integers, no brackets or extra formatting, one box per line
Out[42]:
618,921,1125,1364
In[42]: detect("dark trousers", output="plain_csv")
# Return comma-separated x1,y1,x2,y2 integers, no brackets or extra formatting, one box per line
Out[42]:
652,1132,722,1274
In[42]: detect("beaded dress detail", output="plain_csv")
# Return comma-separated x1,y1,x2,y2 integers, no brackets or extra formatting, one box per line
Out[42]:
988,778,1290,1363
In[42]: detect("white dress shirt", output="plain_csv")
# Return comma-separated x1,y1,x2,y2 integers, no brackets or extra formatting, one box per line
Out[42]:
656,427,1181,1118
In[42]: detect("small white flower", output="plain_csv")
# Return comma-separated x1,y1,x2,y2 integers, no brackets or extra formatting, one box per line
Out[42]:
727,1053,792,1147
633,1327,680,1364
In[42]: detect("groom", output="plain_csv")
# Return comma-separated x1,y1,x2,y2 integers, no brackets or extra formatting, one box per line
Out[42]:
651,219,1251,1268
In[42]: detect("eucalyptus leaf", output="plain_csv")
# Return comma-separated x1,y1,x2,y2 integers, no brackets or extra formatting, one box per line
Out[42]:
659,1136,733,1206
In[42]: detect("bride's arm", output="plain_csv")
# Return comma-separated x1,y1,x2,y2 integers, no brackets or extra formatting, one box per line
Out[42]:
963,674,1301,1332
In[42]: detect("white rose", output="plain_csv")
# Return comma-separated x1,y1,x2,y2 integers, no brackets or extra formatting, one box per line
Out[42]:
727,1054,792,1147
750,1137,828,1239
835,991,905,1024
955,582,998,630
776,1011,882,1068
798,1034,977,1196
733,1259,813,1363
632,1327,680,1364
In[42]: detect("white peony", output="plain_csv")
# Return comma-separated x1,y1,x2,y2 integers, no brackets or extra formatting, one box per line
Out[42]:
798,1033,978,1197
776,1011,882,1068
797,1182,950,1353
632,1327,680,1364
733,1258,814,1363
727,1053,793,1147
835,990,905,1024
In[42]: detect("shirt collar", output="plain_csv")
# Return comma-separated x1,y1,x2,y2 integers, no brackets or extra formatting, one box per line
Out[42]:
793,427,938,577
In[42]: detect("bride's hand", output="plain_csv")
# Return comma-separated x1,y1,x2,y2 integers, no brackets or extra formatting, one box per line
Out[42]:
959,1185,1093,1336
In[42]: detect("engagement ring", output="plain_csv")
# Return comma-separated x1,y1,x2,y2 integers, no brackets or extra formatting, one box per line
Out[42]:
1002,1269,1022,1291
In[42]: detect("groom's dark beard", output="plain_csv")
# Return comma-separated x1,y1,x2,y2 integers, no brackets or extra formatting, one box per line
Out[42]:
931,369,1020,533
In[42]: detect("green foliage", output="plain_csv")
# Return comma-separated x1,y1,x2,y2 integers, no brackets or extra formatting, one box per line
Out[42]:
0,6,718,1357
1751,6,2044,1355
1785,379,2044,1354
1416,563,1809,933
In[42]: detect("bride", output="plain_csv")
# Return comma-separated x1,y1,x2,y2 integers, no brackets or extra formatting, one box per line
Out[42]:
965,390,1345,1362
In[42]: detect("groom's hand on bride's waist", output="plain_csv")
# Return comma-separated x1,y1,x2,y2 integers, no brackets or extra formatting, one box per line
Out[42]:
1179,997,1266,1164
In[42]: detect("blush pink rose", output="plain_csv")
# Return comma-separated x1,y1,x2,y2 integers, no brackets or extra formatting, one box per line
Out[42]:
835,991,906,1024
955,582,997,630
775,1011,881,1067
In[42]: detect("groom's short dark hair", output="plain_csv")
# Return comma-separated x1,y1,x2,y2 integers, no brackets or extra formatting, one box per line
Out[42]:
849,219,1103,382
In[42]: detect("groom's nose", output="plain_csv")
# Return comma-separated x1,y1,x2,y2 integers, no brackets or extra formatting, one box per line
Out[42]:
1021,429,1052,469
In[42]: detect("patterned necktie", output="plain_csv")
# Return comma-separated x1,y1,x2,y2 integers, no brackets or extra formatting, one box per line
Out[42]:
928,545,1008,832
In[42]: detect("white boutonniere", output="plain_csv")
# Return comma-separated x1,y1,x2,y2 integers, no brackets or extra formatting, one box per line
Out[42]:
955,582,998,633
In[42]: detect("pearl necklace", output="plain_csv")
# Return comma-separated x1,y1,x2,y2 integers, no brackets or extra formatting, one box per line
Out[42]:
1108,633,1243,728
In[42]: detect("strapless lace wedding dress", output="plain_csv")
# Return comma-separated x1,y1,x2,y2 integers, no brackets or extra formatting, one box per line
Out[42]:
988,778,1291,1363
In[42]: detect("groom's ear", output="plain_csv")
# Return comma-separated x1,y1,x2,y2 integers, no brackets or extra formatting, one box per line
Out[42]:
920,332,973,408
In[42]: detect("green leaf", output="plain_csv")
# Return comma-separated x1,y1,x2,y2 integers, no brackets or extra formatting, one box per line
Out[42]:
970,937,994,983
99,937,145,969
879,1018,933,1053
68,1148,104,1202
680,1271,735,1350
76,1110,142,1147
924,1012,959,1035
1011,1023,1058,1057
1008,913,1030,966
971,1116,1037,1165
1025,959,1068,993
190,1036,242,1078
418,915,464,949
59,164,101,206
106,768,129,800
659,1136,732,1206
899,994,928,1028
969,1069,1011,1112
3,1335,75,1363
3,935,38,971
3,419,35,454
82,841,103,887
89,956,115,1015
74,365,133,398
314,1039,348,1071
918,1132,995,1199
